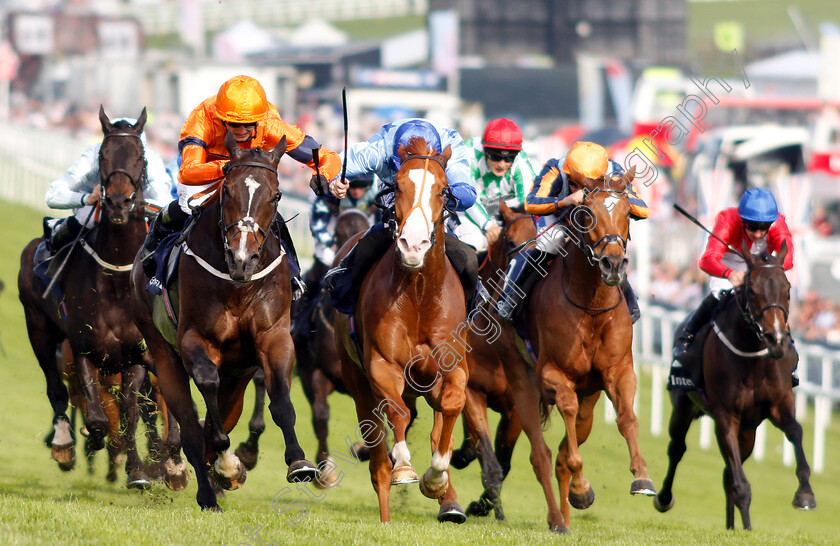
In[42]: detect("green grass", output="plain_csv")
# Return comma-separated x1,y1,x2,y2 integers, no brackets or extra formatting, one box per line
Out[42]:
1,198,838,544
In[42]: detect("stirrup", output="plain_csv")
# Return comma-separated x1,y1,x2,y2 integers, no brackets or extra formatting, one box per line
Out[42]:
292,277,306,301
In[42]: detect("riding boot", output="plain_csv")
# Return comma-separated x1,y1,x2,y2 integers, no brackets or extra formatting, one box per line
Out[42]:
622,280,640,324
495,248,552,322
141,201,189,277
47,216,83,254
271,216,305,301
444,234,481,309
323,223,391,292
673,292,720,360
291,259,329,337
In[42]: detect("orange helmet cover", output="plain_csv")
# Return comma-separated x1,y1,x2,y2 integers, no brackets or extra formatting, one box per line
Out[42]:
214,75,268,123
562,141,609,184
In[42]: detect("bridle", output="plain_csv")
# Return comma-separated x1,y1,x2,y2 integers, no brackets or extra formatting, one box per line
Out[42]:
394,154,452,250
219,160,282,254
569,187,630,268
98,131,146,211
737,261,790,341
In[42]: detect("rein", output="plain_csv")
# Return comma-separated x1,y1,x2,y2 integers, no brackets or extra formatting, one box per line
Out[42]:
395,155,449,249
99,131,147,212
737,262,789,341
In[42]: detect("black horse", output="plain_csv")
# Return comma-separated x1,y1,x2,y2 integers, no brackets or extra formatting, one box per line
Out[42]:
19,107,154,488
654,241,816,529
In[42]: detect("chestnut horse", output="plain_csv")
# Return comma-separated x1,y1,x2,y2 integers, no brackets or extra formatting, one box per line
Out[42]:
654,242,816,529
451,200,536,520
19,108,154,488
235,209,372,475
335,137,469,523
518,172,656,532
131,132,317,510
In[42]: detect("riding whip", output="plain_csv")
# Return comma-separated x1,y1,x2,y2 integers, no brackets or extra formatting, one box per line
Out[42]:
41,195,98,300
332,86,349,216
673,203,744,258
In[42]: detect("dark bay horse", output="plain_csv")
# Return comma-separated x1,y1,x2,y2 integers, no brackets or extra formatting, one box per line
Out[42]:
451,200,536,520
131,132,317,510
19,108,154,488
335,137,469,523
234,209,372,478
654,241,816,529
519,172,656,532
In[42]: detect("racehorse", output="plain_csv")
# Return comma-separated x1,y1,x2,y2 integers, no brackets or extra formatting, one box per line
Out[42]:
654,241,816,529
130,132,317,510
19,107,154,488
450,200,536,520
234,208,372,476
334,136,469,523
517,171,656,532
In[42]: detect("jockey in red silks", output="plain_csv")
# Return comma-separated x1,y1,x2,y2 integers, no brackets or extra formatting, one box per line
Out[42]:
673,188,794,361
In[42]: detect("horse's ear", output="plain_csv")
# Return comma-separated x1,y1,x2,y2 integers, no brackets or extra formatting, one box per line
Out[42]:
396,143,408,161
439,144,452,168
225,129,243,161
99,105,112,134
741,239,753,264
499,199,514,222
134,107,147,134
267,136,286,166
777,240,789,263
617,167,635,190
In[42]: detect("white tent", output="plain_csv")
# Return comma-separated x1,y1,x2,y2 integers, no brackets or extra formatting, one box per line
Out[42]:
212,21,277,62
288,19,348,47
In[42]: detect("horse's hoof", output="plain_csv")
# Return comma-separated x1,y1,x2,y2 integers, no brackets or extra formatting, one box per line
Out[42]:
234,442,259,471
419,468,449,499
350,442,370,462
126,471,152,490
466,494,493,517
286,460,318,483
653,494,675,513
793,491,816,511
106,469,118,483
550,524,570,534
438,501,466,524
212,456,247,491
164,457,190,491
569,484,595,510
493,505,506,521
390,464,419,485
144,457,166,481
85,422,108,451
631,478,657,496
314,457,339,489
201,504,224,513
51,444,76,471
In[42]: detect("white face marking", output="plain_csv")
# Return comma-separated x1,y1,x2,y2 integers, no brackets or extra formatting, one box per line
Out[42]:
605,194,621,221
235,175,261,262
398,168,435,252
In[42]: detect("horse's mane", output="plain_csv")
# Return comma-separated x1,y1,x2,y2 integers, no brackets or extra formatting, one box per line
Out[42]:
401,137,438,158
110,120,135,131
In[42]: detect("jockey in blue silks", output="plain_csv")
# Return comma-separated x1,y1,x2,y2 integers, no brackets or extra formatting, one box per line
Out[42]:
319,118,484,314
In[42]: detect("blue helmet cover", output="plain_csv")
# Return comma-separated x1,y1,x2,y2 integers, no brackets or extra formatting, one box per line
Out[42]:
391,120,441,170
738,187,779,223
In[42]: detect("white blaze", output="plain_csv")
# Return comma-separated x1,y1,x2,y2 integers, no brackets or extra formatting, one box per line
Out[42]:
398,168,435,266
235,175,261,262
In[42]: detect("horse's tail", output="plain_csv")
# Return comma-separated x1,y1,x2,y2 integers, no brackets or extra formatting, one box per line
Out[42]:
539,398,552,429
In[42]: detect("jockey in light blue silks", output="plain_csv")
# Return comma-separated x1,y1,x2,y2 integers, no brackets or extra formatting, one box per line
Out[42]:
317,118,484,314
42,117,173,254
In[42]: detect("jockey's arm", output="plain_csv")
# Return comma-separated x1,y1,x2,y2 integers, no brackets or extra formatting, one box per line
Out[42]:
524,159,564,216
281,129,341,180
699,210,736,278
143,147,178,214
512,151,537,204
440,129,476,211
178,141,226,185
328,136,390,198
769,217,795,271
45,143,99,209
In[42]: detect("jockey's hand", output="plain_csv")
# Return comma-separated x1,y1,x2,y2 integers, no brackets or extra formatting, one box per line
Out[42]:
728,270,746,287
485,224,502,246
561,189,586,208
309,174,330,197
328,177,349,199
86,185,101,205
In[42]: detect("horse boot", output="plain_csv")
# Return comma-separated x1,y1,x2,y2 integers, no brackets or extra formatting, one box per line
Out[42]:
495,248,552,323
271,216,305,301
673,292,719,361
622,280,641,324
140,201,189,277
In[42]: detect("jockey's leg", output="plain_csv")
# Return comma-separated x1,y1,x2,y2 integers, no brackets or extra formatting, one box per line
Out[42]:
622,281,640,324
140,200,189,276
47,216,82,253
673,292,719,360
443,234,481,309
495,217,561,322
271,216,305,301
324,223,392,291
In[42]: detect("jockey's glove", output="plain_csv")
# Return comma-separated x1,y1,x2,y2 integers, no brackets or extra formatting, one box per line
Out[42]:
310,174,330,197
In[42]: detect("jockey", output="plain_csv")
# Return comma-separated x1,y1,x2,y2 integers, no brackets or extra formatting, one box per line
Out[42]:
139,75,342,299
43,117,172,254
453,118,536,256
495,141,649,322
321,118,482,314
673,188,794,361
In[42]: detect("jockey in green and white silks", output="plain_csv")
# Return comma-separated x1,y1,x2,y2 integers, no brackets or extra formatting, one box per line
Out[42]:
449,118,536,253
